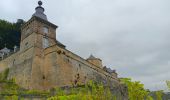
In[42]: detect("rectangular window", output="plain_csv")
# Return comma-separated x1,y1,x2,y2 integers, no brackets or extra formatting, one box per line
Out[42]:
43,27,49,34
43,37,49,48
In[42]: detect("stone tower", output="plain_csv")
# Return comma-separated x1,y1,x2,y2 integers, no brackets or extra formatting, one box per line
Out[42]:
19,1,58,89
20,1,57,51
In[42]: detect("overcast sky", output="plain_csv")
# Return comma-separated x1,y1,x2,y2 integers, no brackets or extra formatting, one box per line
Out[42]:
0,0,170,91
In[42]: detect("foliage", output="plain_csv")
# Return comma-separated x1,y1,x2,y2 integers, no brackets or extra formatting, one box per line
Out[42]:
120,78,152,100
20,89,50,96
0,19,24,49
146,96,154,100
155,90,163,100
0,74,120,100
0,80,119,99
47,81,117,100
4,95,18,100
166,80,170,90
0,70,48,99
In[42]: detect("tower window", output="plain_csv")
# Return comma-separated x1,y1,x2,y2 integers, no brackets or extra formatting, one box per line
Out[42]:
25,42,29,49
43,26,49,34
43,37,49,48
25,42,28,46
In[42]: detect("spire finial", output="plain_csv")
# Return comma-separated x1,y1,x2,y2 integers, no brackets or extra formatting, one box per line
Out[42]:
32,0,48,20
38,1,42,6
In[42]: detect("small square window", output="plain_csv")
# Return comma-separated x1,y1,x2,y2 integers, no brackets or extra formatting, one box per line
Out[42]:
25,42,29,49
25,42,28,46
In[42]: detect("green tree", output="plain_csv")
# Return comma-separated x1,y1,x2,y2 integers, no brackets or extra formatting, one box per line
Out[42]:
166,80,170,90
155,90,163,100
0,19,24,49
47,81,117,100
120,78,152,100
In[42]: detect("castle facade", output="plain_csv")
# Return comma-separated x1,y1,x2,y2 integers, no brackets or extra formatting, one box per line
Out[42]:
0,1,124,93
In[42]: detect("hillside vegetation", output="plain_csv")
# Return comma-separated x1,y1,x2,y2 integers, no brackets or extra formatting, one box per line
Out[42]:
0,19,23,50
0,68,119,100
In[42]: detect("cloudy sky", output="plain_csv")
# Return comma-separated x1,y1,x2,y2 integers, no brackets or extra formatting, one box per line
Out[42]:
0,0,170,91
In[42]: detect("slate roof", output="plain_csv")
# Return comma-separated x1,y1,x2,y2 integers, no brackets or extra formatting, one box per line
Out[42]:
88,55,96,60
32,1,47,21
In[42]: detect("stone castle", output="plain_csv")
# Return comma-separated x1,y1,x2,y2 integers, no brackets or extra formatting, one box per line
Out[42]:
0,1,125,94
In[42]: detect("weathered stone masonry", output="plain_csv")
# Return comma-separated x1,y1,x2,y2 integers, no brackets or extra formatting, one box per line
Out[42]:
0,2,127,98
0,16,120,90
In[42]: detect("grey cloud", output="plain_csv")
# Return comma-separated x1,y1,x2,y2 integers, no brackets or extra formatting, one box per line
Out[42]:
0,0,170,91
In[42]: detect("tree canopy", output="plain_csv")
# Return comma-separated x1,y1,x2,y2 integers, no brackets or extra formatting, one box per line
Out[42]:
166,80,170,90
120,78,153,100
0,19,24,50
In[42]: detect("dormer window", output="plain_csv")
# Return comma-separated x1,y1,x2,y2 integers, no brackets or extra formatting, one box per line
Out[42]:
43,26,49,34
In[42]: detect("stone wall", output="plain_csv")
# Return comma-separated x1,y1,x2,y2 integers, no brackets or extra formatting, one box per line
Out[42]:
41,44,120,89
0,11,128,99
0,25,127,97
0,44,35,89
0,43,121,90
